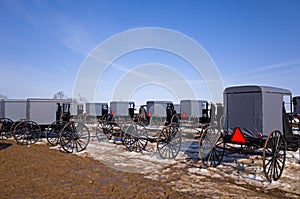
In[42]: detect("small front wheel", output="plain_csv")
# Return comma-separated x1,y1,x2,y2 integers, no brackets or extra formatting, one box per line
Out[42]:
199,127,225,167
124,123,148,152
95,121,113,142
157,124,181,159
46,121,67,146
60,122,90,153
0,118,14,139
13,121,41,145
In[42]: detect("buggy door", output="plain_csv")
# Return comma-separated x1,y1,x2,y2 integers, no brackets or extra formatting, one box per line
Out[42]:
225,92,262,138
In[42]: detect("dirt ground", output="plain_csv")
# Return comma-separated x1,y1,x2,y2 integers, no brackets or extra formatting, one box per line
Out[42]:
0,140,191,199
0,138,299,199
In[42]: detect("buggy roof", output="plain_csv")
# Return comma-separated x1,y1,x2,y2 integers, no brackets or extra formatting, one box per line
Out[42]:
110,101,134,104
1,99,26,102
180,99,208,103
146,100,172,104
224,85,291,95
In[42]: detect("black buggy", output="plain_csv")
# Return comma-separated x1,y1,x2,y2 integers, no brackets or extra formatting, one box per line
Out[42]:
95,101,182,159
95,101,148,152
46,102,90,153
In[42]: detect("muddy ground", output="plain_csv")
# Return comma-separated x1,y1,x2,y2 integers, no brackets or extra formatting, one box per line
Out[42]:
0,136,299,198
0,140,190,198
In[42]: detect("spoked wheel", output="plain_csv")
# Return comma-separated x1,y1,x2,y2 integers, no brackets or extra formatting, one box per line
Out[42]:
11,119,26,132
124,123,148,152
0,118,14,139
46,121,67,146
157,124,181,159
263,130,287,182
60,122,90,153
199,127,225,167
96,121,113,142
13,121,41,145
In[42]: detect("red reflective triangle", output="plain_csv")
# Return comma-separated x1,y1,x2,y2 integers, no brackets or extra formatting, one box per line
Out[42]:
182,112,187,118
231,127,247,144
148,111,152,117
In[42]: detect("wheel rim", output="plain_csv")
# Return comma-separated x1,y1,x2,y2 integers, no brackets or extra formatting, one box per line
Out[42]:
199,127,224,167
0,118,13,139
46,121,66,146
263,130,286,182
13,121,41,145
124,123,148,152
60,122,90,153
96,121,113,142
157,124,181,159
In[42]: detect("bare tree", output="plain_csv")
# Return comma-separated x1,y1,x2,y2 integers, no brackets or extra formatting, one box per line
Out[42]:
53,91,68,99
0,94,8,99
78,94,88,104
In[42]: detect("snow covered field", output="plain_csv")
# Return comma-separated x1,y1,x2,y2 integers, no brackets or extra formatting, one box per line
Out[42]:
68,124,300,198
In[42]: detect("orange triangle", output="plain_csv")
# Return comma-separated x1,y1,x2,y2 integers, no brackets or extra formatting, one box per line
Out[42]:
231,127,247,144
182,112,187,119
148,111,152,117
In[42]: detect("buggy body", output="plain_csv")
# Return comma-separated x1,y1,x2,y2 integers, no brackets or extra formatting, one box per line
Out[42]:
223,85,291,145
0,99,27,121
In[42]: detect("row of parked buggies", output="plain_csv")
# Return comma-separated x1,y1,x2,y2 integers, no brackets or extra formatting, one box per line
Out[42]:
1,85,300,182
0,103,90,153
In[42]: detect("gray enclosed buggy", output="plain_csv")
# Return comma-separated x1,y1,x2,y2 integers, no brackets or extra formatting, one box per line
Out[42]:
199,85,300,182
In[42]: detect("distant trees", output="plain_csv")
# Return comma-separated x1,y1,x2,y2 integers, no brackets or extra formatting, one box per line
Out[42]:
53,91,68,99
52,91,87,105
0,94,8,99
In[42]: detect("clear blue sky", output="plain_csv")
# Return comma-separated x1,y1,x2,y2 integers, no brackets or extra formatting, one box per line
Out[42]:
0,0,299,105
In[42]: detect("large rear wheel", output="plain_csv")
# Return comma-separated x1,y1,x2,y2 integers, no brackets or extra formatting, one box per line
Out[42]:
263,130,286,182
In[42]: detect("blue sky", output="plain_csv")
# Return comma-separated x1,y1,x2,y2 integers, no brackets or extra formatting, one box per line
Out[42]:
0,0,299,105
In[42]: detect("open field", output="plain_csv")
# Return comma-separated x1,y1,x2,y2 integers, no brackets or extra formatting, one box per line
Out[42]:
0,125,299,198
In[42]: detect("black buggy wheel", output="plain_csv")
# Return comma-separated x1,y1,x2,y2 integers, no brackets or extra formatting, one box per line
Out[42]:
95,121,113,142
263,130,287,182
0,118,14,139
46,121,67,146
10,119,26,132
124,123,148,152
199,127,225,167
60,122,90,153
13,121,41,145
157,124,181,159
